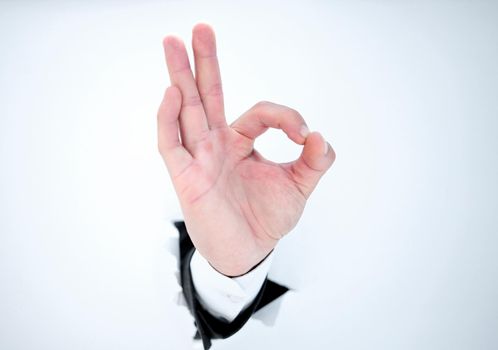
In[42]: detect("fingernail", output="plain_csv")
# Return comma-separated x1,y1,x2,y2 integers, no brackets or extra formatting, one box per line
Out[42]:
320,133,328,155
300,125,310,139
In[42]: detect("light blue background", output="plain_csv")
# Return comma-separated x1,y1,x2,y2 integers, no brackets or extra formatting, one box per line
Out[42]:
1,1,497,349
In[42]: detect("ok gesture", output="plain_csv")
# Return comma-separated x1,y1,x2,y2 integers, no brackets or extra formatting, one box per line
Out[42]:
157,24,335,276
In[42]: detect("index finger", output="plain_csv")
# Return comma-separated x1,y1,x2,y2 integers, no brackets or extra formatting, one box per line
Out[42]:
231,101,310,145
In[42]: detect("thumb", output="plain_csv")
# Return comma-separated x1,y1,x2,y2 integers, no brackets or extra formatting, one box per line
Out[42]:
290,131,336,199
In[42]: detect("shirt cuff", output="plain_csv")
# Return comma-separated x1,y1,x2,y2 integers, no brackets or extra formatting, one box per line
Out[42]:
190,250,274,322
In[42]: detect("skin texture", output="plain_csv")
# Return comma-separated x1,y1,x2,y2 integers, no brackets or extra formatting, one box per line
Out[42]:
157,23,336,276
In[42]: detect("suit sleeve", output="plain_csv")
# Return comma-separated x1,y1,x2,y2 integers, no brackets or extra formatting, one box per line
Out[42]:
190,246,274,322
173,221,289,350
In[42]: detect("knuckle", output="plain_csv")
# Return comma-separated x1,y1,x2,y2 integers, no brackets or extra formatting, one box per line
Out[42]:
201,83,223,97
288,107,303,121
182,94,203,107
255,100,272,109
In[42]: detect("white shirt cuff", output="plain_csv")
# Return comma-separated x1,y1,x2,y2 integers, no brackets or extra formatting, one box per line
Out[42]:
190,250,273,322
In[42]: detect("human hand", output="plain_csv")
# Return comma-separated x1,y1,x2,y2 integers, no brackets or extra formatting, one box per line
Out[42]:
157,24,335,276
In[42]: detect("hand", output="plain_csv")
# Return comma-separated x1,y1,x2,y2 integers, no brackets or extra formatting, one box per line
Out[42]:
157,24,335,276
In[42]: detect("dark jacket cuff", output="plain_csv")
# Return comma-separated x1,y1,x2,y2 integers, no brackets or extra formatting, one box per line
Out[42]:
173,221,289,350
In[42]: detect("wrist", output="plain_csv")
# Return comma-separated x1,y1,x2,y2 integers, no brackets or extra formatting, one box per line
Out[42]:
189,248,275,322
207,249,274,278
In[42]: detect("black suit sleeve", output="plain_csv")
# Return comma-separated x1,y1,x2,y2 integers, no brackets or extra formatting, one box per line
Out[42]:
174,221,289,350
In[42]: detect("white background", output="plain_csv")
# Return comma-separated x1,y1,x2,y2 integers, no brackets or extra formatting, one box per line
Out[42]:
1,1,497,349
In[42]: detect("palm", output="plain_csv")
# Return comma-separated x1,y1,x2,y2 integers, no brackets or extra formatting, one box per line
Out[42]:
158,24,335,275
176,127,306,266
